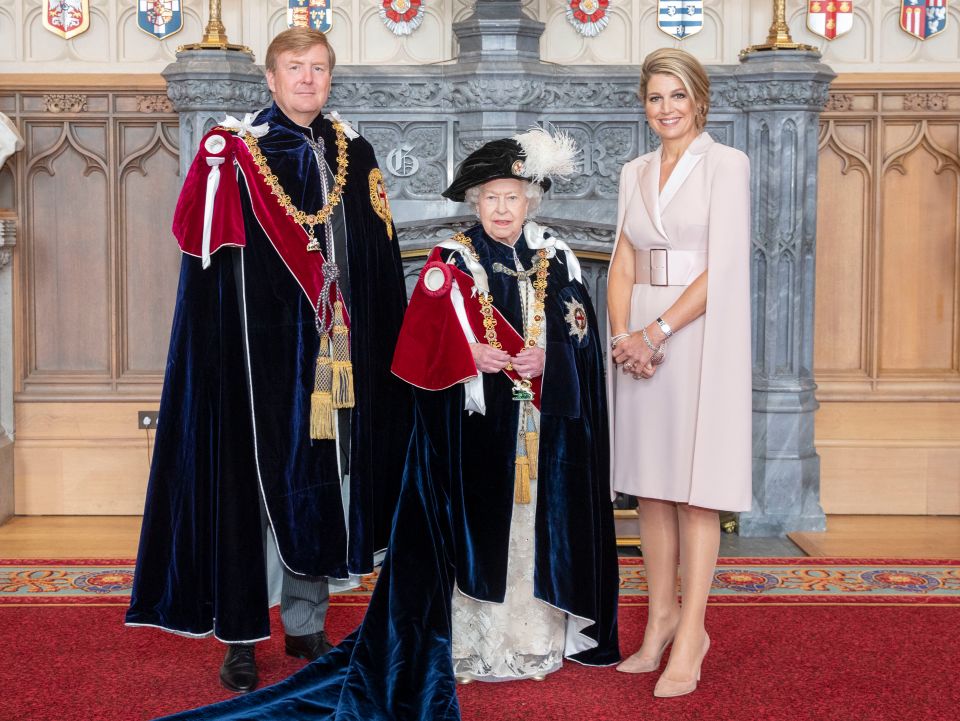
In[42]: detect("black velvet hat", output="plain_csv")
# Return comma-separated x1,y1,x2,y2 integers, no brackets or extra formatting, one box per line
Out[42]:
442,139,548,202
442,128,578,203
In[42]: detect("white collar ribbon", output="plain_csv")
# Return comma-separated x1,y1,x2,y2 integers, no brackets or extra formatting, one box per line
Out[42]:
221,113,269,138
326,111,359,139
523,221,582,283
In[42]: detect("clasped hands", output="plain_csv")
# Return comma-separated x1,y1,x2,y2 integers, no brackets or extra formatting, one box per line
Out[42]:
471,344,545,379
611,332,659,380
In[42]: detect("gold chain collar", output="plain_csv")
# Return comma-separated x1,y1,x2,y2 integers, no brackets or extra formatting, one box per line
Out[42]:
241,121,349,252
452,232,549,352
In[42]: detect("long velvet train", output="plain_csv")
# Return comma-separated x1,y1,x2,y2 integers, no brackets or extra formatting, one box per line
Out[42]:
158,403,462,721
156,225,619,720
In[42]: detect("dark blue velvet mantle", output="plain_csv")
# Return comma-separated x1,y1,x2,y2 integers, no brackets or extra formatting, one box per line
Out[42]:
154,225,619,720
126,104,412,643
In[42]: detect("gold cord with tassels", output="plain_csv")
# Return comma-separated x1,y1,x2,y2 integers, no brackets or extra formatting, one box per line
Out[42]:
310,300,355,440
514,405,539,504
331,300,354,409
311,335,335,440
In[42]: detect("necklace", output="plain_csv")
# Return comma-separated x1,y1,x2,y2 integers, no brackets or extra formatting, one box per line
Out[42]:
493,261,538,278
242,121,349,253
453,231,549,359
454,232,548,505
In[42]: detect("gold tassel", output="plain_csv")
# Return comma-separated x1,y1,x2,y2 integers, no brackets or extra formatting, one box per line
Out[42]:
514,457,531,505
331,300,355,410
525,430,539,482
310,389,334,440
332,360,354,409
310,335,335,440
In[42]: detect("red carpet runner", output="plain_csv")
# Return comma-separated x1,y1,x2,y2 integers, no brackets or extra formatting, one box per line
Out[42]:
2,559,958,721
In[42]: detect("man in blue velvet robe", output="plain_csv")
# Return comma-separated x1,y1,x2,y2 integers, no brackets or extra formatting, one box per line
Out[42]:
125,27,410,693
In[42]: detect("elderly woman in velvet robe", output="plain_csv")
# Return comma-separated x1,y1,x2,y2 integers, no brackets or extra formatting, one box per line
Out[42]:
154,128,618,721
396,129,621,684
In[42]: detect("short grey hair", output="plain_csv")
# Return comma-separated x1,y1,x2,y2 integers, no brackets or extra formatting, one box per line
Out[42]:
464,181,543,218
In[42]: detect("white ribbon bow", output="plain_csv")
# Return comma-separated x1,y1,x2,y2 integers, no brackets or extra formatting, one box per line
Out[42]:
326,111,359,139
523,221,582,283
221,113,269,138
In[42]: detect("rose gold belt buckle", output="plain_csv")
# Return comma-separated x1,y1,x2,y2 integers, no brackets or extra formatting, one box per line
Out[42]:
649,248,668,286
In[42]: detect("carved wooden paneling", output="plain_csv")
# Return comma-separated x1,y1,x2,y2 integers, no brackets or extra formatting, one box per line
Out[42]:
816,76,960,400
27,121,111,375
815,120,872,377
118,121,181,378
815,76,960,515
816,402,960,515
880,122,959,373
1,79,179,399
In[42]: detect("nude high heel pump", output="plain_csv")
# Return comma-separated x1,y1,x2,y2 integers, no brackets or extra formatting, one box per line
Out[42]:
616,632,676,674
653,633,710,698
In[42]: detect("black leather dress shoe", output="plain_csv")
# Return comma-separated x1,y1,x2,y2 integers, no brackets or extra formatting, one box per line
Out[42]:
219,644,258,693
284,630,333,661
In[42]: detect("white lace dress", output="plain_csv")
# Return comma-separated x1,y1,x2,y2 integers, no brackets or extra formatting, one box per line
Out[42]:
450,429,566,681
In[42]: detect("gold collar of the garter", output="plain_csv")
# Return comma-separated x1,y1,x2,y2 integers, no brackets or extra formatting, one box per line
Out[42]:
243,122,354,441
242,121,349,253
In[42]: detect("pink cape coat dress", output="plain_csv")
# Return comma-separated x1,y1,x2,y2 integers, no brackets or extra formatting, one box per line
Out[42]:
607,132,752,512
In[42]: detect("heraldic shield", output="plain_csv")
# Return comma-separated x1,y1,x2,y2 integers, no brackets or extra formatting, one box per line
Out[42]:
288,0,333,33
807,0,854,40
900,0,948,39
42,0,90,39
657,0,704,40
137,0,184,40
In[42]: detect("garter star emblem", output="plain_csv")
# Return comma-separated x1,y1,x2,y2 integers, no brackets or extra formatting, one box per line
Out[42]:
369,168,394,241
564,298,589,342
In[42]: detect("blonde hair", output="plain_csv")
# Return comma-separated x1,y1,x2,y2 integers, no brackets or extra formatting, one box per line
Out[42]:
639,48,710,130
265,27,337,73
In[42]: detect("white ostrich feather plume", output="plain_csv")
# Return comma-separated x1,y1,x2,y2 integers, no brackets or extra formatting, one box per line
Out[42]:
512,126,579,183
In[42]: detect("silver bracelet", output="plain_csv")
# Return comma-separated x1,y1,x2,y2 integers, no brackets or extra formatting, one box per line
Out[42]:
640,327,659,352
610,332,630,350
641,327,667,366
656,317,673,338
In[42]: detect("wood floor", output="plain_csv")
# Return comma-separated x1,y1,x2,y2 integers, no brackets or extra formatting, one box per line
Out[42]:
0,516,141,558
0,514,958,559
789,515,960,558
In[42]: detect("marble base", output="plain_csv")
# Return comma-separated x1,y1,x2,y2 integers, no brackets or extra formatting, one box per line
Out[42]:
0,434,12,524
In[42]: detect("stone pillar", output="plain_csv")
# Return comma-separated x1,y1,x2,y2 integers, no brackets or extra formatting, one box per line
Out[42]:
0,211,15,524
162,49,270,179
450,0,547,145
732,51,834,536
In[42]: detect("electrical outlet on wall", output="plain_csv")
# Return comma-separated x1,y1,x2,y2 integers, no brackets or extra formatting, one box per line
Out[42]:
138,411,160,430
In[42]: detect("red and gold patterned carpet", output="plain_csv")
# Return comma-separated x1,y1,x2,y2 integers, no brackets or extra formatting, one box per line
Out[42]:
2,558,959,721
3,557,958,605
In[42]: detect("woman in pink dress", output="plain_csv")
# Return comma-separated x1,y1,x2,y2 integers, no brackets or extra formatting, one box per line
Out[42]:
606,48,752,698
